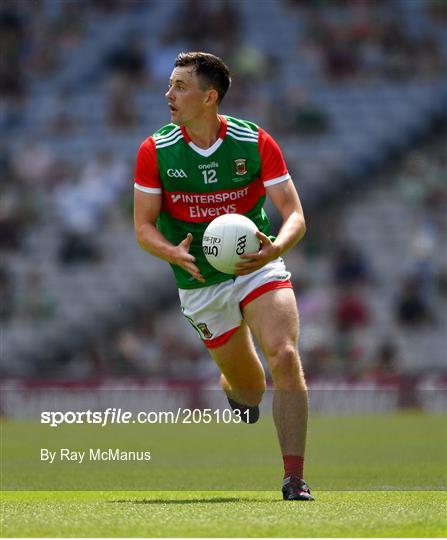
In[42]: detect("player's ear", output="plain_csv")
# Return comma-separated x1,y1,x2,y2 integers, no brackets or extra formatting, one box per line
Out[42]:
205,88,219,106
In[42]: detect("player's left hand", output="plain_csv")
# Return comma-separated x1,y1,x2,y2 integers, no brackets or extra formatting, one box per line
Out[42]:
234,231,281,276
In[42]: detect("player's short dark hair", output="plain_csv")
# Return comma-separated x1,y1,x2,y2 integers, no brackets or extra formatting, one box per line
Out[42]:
174,52,231,105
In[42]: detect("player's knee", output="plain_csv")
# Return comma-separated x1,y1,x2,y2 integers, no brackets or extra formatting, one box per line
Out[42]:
255,376,267,397
242,386,265,406
268,343,305,389
229,386,265,407
238,374,266,404
267,342,297,371
220,373,266,405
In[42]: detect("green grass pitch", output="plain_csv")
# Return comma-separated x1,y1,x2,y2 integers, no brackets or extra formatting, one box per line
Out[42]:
1,412,446,537
2,490,446,537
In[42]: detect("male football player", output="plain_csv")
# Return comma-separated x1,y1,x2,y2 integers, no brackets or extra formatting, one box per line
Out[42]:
134,52,313,501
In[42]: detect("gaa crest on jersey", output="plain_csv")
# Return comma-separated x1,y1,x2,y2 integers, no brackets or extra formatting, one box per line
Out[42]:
197,323,213,339
234,158,247,176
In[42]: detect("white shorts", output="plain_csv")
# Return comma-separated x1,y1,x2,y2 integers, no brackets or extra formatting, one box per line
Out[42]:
179,258,292,349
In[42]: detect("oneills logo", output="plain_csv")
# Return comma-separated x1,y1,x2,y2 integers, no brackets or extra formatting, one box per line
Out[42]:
234,158,247,176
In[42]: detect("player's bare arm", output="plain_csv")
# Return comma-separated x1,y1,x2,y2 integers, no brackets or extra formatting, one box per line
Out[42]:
235,180,306,276
134,189,205,283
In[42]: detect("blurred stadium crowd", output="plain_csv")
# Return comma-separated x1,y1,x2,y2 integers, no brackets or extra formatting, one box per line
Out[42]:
1,0,446,402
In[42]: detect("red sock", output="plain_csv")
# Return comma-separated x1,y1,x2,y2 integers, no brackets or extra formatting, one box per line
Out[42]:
283,455,304,479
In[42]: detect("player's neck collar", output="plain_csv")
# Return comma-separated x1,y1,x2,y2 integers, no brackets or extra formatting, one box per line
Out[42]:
180,116,227,158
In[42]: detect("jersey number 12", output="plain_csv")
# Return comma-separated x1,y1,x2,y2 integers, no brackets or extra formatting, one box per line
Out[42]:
202,169,218,184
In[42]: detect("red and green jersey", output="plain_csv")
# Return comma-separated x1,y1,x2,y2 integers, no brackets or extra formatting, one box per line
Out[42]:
134,115,291,289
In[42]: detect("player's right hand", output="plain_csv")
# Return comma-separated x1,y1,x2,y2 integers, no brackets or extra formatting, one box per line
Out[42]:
173,233,205,283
